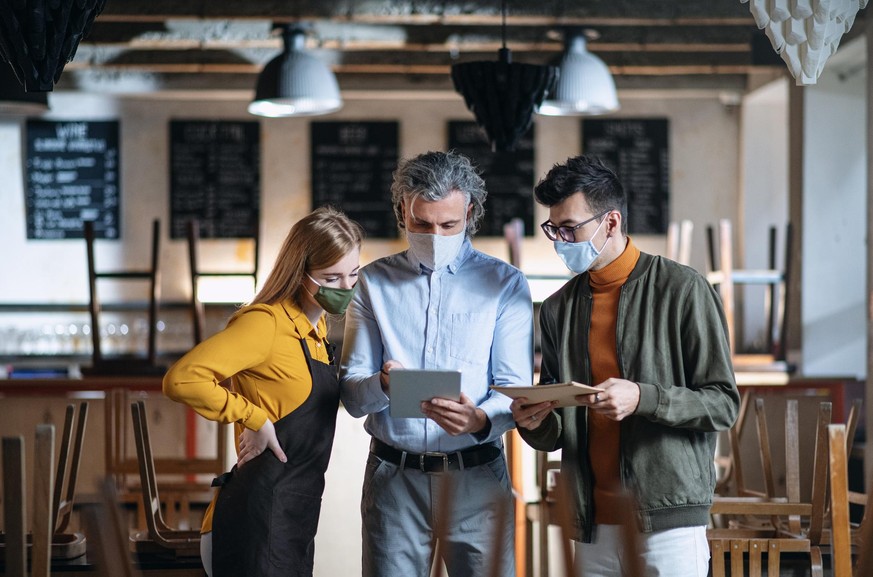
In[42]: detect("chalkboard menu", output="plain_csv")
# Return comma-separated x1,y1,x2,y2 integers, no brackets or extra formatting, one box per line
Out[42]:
582,118,670,235
170,120,260,239
448,121,535,237
25,120,120,240
311,121,398,238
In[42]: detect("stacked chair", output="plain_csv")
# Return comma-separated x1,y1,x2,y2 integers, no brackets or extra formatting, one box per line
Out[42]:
709,395,870,576
128,400,202,557
0,402,90,575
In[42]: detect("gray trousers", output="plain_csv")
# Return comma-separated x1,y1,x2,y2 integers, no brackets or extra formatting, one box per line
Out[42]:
361,452,516,577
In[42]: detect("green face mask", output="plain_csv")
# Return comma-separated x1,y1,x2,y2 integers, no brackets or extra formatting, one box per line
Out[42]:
306,274,356,314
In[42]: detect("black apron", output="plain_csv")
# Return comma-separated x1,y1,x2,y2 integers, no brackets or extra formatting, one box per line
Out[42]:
212,339,339,577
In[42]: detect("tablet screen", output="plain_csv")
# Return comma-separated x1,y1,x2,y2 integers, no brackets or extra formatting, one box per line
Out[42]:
389,369,462,418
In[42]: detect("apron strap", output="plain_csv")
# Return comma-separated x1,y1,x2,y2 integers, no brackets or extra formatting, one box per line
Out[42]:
300,337,336,368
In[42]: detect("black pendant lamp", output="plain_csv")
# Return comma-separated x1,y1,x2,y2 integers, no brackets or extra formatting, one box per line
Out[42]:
0,61,48,115
451,0,557,152
0,0,106,92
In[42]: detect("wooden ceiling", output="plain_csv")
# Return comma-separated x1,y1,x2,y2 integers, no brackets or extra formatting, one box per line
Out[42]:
53,0,864,94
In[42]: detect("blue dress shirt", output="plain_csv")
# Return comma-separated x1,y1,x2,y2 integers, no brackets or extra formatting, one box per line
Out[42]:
339,238,534,454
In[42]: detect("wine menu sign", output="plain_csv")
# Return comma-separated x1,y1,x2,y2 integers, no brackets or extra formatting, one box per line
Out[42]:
25,120,120,240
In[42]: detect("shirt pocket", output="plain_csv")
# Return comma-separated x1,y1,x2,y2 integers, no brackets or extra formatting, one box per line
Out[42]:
449,312,494,364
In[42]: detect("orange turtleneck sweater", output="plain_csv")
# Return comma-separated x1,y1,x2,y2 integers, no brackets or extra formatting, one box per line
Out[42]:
587,235,640,525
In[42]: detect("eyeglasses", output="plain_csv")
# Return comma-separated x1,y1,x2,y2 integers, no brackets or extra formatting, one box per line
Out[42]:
540,210,611,242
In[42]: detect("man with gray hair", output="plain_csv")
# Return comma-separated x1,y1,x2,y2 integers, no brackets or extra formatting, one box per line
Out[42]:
340,150,533,577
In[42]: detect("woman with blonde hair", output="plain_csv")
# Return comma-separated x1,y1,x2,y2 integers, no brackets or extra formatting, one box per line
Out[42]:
163,206,364,577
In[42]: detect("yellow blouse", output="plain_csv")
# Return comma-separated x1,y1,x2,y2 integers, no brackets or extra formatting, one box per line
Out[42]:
162,298,331,531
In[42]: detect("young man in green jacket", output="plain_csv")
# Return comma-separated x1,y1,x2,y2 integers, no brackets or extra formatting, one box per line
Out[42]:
512,155,739,576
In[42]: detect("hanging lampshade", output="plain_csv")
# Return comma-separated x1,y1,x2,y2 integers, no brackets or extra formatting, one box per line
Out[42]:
451,0,557,152
538,31,619,116
0,62,48,115
0,0,106,92
248,26,342,118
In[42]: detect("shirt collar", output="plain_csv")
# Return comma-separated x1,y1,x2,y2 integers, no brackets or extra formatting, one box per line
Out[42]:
405,236,473,275
280,299,326,340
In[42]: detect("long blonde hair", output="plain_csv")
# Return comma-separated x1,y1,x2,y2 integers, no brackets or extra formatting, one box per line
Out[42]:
250,207,364,307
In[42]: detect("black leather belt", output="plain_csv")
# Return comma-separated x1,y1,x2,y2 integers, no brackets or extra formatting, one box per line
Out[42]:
370,438,502,473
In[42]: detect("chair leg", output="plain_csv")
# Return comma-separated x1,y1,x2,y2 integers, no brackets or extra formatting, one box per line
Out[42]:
729,539,745,577
809,546,824,577
3,436,26,577
187,219,206,345
147,218,161,365
52,405,76,533
829,425,853,577
748,539,765,577
767,541,781,577
32,424,55,577
84,220,103,363
709,539,726,577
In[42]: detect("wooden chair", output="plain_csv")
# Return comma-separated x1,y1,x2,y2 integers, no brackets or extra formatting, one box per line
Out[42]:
524,451,571,577
853,466,873,577
53,402,89,535
2,436,26,577
186,218,258,345
666,219,693,265
80,477,139,577
708,399,833,577
706,219,792,363
827,425,853,577
822,423,872,576
105,389,223,533
715,389,753,496
708,535,816,577
84,218,163,374
0,406,89,565
129,400,202,557
31,425,54,577
106,389,225,495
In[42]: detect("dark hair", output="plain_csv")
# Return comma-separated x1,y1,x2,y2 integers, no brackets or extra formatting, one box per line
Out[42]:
391,150,487,236
534,155,628,234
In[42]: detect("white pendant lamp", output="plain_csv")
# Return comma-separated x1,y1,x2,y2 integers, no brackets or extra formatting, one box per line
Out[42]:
248,25,342,118
538,31,619,116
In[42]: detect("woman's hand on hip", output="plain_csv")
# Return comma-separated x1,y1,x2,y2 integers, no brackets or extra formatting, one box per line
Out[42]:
237,419,287,467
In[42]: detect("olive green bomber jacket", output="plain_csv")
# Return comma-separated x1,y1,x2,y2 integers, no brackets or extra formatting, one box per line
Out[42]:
519,251,739,542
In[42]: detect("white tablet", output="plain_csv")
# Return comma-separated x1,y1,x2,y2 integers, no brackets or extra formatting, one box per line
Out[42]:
389,369,462,418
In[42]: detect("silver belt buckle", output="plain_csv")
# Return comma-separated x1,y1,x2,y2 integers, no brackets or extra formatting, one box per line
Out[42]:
422,451,449,472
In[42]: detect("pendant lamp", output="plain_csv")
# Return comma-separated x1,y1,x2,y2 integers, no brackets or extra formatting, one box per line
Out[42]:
0,0,106,92
739,0,868,85
538,31,619,116
451,0,557,151
248,25,342,118
0,62,48,115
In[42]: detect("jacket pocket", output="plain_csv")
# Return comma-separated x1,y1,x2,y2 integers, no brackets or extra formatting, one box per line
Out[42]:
449,312,494,364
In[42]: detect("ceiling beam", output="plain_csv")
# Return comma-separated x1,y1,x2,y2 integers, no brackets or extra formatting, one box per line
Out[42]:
96,0,754,22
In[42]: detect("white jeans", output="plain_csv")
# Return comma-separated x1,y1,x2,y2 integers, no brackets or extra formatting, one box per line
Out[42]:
200,531,212,577
574,525,709,577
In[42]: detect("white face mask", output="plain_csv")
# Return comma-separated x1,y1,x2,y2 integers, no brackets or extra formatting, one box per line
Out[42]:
553,217,609,274
407,229,466,271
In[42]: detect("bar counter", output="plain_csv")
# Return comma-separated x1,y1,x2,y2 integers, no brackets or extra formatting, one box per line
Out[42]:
0,375,164,396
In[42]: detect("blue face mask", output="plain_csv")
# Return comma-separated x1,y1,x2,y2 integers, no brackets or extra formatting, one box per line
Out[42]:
553,217,609,274
406,228,466,271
